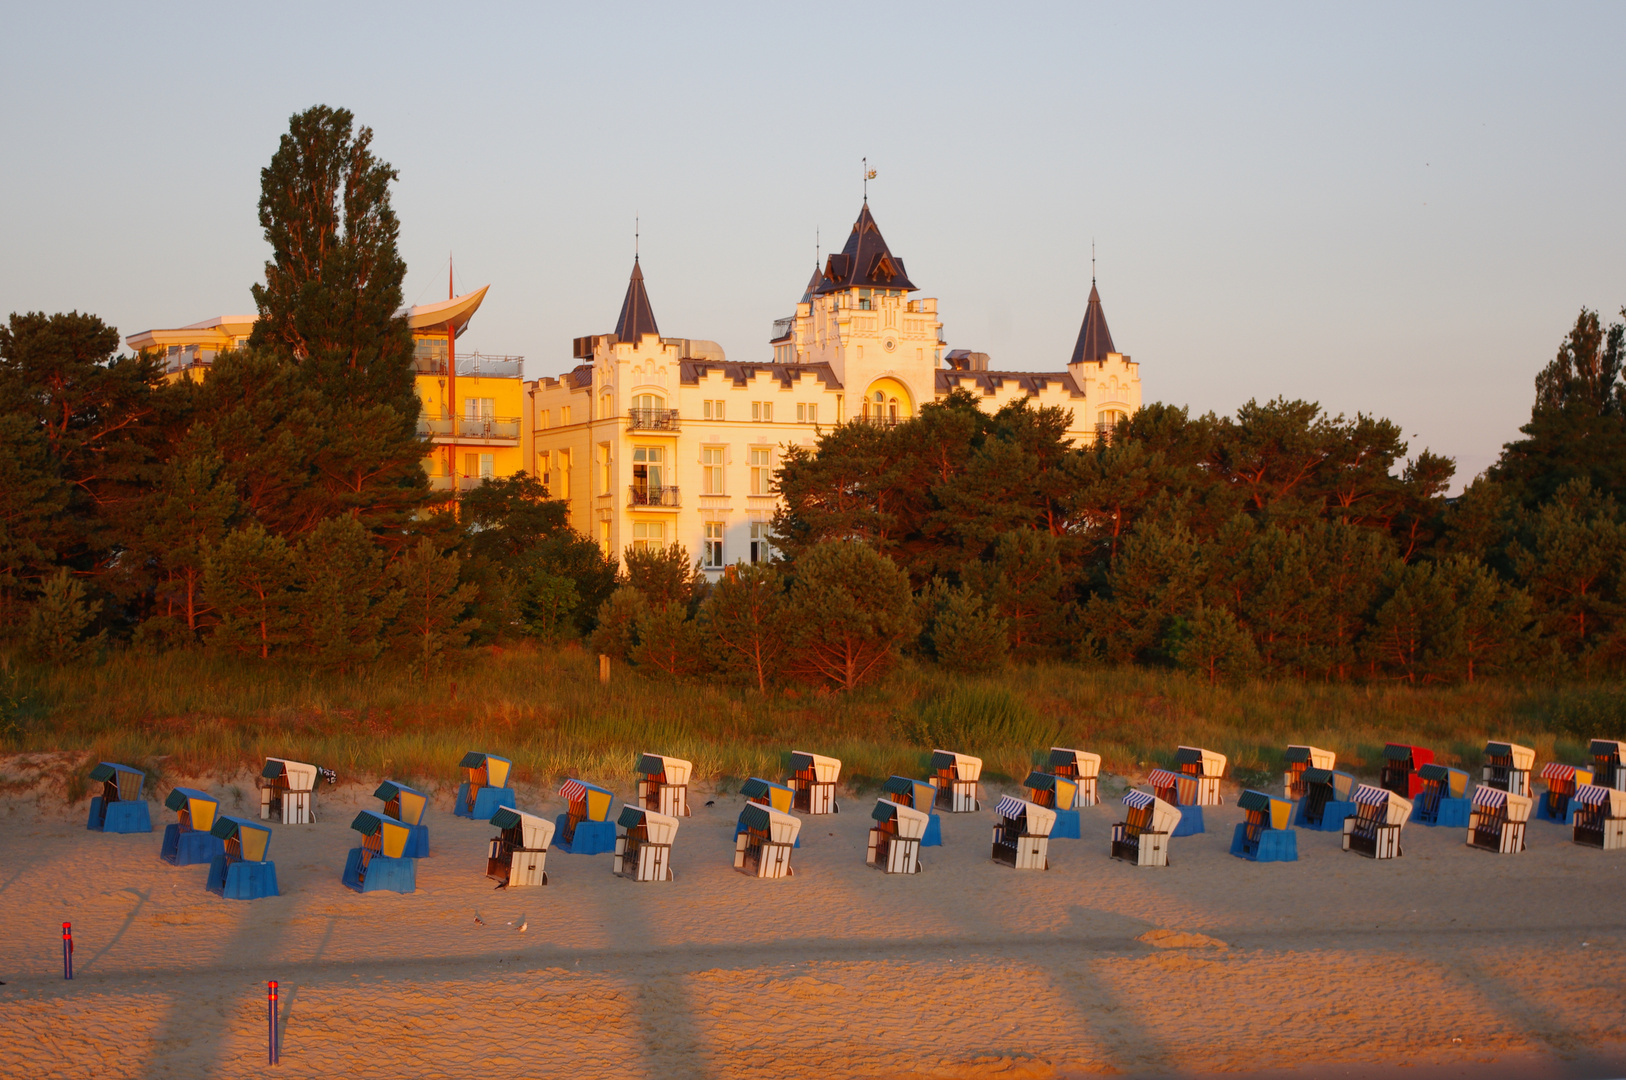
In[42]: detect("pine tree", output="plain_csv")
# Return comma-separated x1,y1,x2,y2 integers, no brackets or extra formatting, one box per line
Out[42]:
0,413,70,623
206,524,300,659
623,542,703,610
702,563,789,692
25,569,104,662
138,432,239,632
590,587,649,664
782,540,918,691
516,566,580,642
1507,479,1625,674
1084,519,1202,664
922,580,1010,675
1428,555,1534,682
295,515,401,671
1363,561,1451,682
1234,525,1323,677
1312,521,1396,680
963,529,1065,658
390,538,480,678
632,601,710,679
1173,602,1258,684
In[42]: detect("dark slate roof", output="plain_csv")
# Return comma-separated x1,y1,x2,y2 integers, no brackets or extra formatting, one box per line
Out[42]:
936,369,1085,399
799,265,824,304
1068,282,1116,365
681,360,843,391
614,257,659,343
815,203,917,294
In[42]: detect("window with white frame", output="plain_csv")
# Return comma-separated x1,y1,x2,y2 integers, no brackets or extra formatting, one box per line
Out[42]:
632,521,666,551
538,450,551,490
749,448,772,495
703,522,724,568
749,522,773,564
465,397,495,420
702,447,724,494
796,402,819,423
751,401,773,422
598,442,612,493
557,449,571,498
703,399,726,420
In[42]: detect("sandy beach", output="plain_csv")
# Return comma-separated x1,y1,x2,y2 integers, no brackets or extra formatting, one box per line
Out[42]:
2,760,1623,1080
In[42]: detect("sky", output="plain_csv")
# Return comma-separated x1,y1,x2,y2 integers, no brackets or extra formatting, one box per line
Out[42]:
3,2,1624,486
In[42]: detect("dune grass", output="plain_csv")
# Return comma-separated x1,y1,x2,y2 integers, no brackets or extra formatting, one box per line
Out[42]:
2,643,1620,800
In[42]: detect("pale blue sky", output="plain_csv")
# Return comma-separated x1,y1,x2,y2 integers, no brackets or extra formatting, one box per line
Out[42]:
3,2,1623,483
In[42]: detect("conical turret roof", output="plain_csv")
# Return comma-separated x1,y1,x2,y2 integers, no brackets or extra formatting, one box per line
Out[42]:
799,264,825,304
815,203,917,294
1068,282,1117,364
614,257,660,343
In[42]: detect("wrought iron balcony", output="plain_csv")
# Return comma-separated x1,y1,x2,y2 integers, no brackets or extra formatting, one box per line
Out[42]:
416,416,521,442
626,408,681,431
628,485,680,508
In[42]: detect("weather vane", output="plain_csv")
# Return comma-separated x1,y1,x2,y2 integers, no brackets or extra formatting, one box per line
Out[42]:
635,213,640,259
863,157,876,201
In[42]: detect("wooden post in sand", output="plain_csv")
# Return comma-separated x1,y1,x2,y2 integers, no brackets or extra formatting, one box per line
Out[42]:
268,980,279,1064
599,654,611,684
61,922,72,980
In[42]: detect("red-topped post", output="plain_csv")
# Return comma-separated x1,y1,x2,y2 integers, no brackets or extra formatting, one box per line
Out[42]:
61,922,72,980
268,980,279,1064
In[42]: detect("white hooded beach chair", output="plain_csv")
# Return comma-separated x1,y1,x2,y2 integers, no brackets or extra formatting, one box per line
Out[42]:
615,805,679,881
867,799,930,874
258,758,326,824
1112,790,1180,867
1342,784,1412,860
1482,741,1535,798
1572,784,1626,850
734,803,801,878
1283,745,1336,800
1047,748,1102,806
487,806,554,887
931,750,983,813
1467,786,1531,854
1589,740,1626,791
991,795,1055,870
1175,746,1227,806
786,751,842,814
637,754,693,818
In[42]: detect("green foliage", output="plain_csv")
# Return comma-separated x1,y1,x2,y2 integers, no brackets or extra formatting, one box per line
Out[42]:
782,540,918,691
590,586,649,664
1085,520,1202,665
631,602,710,679
1172,603,1259,684
295,515,401,672
25,569,104,662
515,566,579,642
390,538,480,678
137,431,239,630
919,580,1009,675
623,542,702,610
206,524,300,659
963,530,1065,658
1507,479,1624,674
701,563,789,691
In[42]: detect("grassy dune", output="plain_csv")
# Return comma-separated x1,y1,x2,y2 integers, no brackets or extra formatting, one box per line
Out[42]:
2,643,1620,799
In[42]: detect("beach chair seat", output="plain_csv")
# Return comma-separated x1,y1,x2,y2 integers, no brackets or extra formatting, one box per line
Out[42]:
1047,748,1102,806
86,762,152,834
734,803,800,878
258,757,329,824
343,810,417,893
1022,771,1082,839
486,807,554,887
787,751,842,814
991,796,1054,870
1467,787,1531,854
555,779,617,854
1295,768,1360,831
160,787,224,866
1231,789,1298,862
1535,763,1593,823
867,799,929,873
931,750,982,813
206,816,279,899
881,776,942,845
1588,740,1626,791
1283,745,1335,800
1175,746,1227,806
454,752,516,820
1341,784,1411,859
1482,741,1536,799
615,806,678,881
1412,764,1472,827
637,753,693,818
1572,784,1626,850
1112,790,1179,867
1380,743,1434,800
374,780,431,857
1148,768,1204,835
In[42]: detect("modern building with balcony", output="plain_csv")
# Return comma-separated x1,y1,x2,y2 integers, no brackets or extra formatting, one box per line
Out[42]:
127,286,526,494
521,199,1142,574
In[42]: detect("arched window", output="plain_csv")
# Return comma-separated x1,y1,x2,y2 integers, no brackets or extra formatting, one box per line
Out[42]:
633,393,663,412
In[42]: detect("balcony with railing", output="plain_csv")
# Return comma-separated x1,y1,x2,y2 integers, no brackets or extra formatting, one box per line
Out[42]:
416,416,522,443
412,352,525,379
429,475,490,492
628,485,680,508
626,408,681,432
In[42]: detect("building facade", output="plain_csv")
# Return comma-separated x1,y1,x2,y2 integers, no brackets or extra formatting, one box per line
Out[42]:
522,201,1141,574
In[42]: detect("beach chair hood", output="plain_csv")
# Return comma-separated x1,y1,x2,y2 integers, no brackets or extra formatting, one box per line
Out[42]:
1472,786,1533,821
210,815,273,861
373,780,428,825
1486,741,1536,770
1418,763,1469,797
882,775,938,808
164,787,218,830
559,779,615,821
90,762,146,802
637,754,693,785
1354,783,1412,825
619,805,680,844
1284,745,1335,769
349,810,413,858
1576,784,1626,817
871,798,931,839
262,758,319,791
738,802,801,844
1237,789,1293,829
995,795,1056,836
1123,789,1182,833
740,778,795,813
789,751,841,783
459,752,512,788
1048,747,1101,776
491,806,556,849
1176,746,1227,777
930,750,983,782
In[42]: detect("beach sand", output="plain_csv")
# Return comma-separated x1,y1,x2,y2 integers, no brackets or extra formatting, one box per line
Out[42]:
1,758,1623,1079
